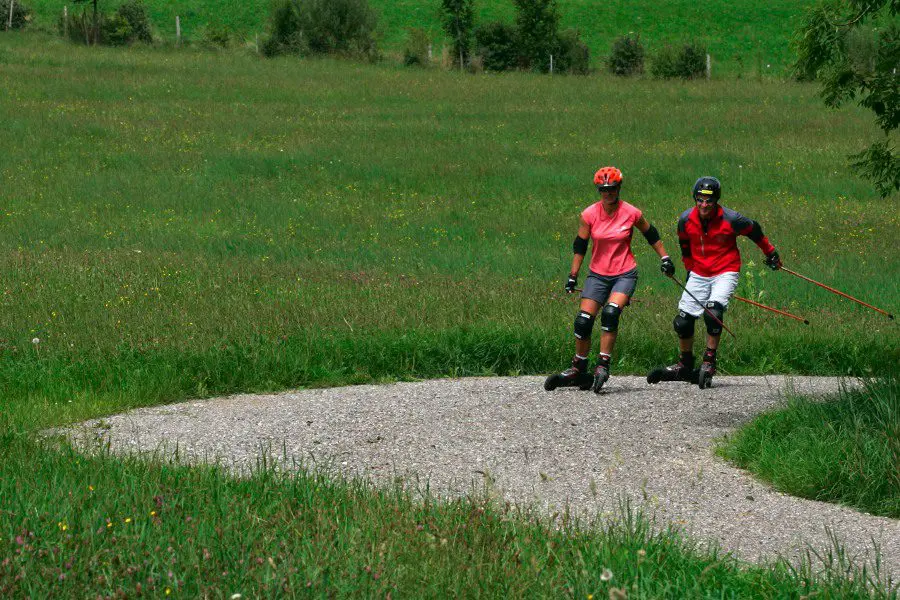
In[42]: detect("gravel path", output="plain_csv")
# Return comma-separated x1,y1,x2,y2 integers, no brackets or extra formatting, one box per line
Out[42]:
65,375,899,575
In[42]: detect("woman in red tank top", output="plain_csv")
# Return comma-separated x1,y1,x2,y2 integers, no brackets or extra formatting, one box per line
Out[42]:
545,166,674,394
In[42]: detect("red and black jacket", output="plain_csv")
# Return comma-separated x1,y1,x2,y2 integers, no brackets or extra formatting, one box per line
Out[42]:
677,205,775,277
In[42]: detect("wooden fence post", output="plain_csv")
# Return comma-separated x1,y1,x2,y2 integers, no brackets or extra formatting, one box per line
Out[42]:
176,15,181,46
7,0,15,31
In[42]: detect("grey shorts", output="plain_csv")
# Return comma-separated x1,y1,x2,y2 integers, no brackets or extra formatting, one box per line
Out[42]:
581,268,638,305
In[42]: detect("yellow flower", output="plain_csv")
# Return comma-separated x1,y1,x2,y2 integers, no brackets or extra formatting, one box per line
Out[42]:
151,511,157,517
125,518,132,524
165,588,171,595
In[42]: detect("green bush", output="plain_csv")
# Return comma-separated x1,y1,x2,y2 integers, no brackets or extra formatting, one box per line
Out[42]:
402,27,431,66
263,0,378,59
114,0,152,43
0,0,32,30
607,33,644,76
474,21,518,71
553,28,590,74
199,22,232,48
60,0,152,45
651,41,707,79
513,0,560,72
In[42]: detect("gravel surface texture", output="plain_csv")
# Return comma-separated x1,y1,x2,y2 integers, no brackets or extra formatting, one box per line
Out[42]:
64,375,899,575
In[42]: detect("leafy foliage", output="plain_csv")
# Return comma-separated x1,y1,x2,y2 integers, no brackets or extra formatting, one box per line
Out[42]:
440,0,475,67
1,0,33,30
795,0,899,196
402,27,432,66
512,0,559,72
607,33,644,76
61,0,152,45
553,27,590,74
650,41,707,79
262,0,378,59
474,20,518,71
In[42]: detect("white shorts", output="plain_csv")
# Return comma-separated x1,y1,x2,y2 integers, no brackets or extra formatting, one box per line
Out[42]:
678,272,740,316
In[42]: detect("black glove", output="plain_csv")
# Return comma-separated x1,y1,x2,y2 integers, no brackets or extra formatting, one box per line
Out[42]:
764,249,782,271
660,256,675,277
565,274,578,294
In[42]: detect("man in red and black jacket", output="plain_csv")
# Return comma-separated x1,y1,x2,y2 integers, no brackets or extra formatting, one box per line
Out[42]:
648,176,782,388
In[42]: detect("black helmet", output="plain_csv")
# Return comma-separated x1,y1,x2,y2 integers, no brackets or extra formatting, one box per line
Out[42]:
692,176,721,202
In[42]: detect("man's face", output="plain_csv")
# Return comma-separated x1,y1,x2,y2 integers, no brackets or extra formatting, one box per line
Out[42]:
695,195,717,218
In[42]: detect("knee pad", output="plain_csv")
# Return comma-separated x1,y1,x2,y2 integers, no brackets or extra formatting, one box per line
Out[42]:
704,301,725,335
573,310,595,340
673,310,696,339
600,302,622,332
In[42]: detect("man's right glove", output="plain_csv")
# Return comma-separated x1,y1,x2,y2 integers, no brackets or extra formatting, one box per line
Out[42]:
565,274,578,294
764,249,782,271
660,256,675,277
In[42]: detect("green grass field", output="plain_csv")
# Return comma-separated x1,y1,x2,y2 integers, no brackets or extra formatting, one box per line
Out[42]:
21,0,811,74
1,33,898,595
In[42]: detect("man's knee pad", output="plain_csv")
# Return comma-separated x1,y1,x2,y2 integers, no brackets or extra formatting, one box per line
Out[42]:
573,311,595,340
704,301,726,335
673,310,696,339
600,302,622,332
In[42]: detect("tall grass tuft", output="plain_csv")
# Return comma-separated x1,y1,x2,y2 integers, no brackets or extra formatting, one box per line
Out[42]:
718,374,900,518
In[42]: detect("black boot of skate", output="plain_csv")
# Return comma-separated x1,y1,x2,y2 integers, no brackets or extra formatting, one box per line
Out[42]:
697,348,717,389
591,354,611,394
647,353,695,384
544,356,592,391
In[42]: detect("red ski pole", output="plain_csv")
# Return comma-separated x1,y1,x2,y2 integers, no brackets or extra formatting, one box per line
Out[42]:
780,267,894,320
734,295,809,325
668,275,736,339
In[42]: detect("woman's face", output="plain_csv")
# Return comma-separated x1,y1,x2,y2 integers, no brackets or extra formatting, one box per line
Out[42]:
600,189,619,206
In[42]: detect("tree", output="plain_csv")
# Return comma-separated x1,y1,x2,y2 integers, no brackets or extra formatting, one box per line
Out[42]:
795,0,899,196
440,0,475,68
512,0,559,71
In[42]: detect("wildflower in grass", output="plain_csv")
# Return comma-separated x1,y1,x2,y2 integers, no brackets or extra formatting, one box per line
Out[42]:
600,568,613,581
125,518,132,524
57,521,68,531
32,337,39,344
165,587,171,595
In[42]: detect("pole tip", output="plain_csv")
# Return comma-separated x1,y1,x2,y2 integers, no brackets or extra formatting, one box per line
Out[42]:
803,320,810,325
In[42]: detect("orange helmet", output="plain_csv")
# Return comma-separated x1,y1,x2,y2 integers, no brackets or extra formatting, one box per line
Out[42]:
594,166,623,190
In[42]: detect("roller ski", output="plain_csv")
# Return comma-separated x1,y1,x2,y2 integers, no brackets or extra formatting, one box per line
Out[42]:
544,356,593,391
647,355,697,384
697,349,716,389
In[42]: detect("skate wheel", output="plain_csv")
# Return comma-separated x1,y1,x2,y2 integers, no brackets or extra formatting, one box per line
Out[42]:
647,369,663,384
698,369,712,389
592,371,609,394
543,374,559,391
578,374,593,391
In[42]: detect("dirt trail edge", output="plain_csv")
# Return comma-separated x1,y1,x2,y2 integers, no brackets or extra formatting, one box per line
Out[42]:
63,375,899,576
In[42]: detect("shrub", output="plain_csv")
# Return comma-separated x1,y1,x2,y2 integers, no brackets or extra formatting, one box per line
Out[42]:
199,22,232,48
60,0,152,45
607,33,644,76
651,41,707,79
263,0,377,59
0,0,32,30
403,27,431,66
474,21,518,71
513,0,559,72
553,28,589,74
114,0,152,43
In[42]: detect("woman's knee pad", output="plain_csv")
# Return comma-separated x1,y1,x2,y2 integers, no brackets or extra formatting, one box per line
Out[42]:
673,311,696,339
704,301,725,335
600,302,622,332
574,310,595,340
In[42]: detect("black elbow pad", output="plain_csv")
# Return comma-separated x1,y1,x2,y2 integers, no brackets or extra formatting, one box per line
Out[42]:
573,236,589,256
642,224,660,245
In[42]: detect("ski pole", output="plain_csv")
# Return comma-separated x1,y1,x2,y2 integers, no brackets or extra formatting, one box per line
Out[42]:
734,295,809,325
780,267,894,320
667,275,736,339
